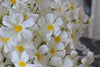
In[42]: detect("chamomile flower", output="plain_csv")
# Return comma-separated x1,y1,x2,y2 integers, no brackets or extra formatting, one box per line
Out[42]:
0,13,35,44
50,0,69,16
38,14,63,39
0,33,14,53
50,56,73,67
15,41,34,53
47,41,65,57
68,0,77,11
0,6,9,16
75,7,88,23
12,2,39,19
0,0,93,67
80,51,94,67
30,24,47,48
11,51,42,67
33,45,48,62
53,31,68,43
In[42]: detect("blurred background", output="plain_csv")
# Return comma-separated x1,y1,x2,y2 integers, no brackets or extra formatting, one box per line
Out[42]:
76,0,100,67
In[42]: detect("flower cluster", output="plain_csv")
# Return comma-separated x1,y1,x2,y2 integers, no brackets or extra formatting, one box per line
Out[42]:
0,0,94,67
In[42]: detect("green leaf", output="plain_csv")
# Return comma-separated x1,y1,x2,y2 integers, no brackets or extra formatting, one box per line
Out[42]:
11,3,13,7
71,19,76,22
52,8,57,11
65,9,70,12
33,3,36,8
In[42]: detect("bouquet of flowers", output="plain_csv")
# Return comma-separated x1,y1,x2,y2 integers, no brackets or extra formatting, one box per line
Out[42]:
0,0,94,67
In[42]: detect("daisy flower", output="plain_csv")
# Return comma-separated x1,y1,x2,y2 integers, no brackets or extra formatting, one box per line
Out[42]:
38,14,63,39
50,56,73,67
75,7,88,23
0,33,13,53
11,51,42,67
0,13,35,44
29,45,49,63
47,41,65,57
50,0,68,16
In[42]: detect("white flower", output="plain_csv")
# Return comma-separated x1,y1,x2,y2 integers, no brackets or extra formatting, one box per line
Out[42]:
0,6,9,16
11,51,42,67
50,0,68,16
50,56,73,67
81,51,94,67
0,0,93,67
30,24,46,48
12,2,39,19
31,45,49,64
38,14,63,38
15,41,34,53
53,31,68,44
0,13,35,44
0,33,14,53
75,7,88,23
47,41,65,57
70,50,78,57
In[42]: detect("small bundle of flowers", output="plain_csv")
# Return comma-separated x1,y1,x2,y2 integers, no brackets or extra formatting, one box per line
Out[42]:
0,0,94,67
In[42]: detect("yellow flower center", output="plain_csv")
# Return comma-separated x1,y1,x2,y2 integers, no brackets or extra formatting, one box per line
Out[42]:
1,37,9,42
23,14,27,19
1,45,4,50
76,28,80,33
78,17,81,21
35,0,38,3
35,53,40,61
32,38,35,42
16,45,23,52
70,5,74,10
10,0,16,4
58,7,62,13
19,61,26,67
55,36,61,42
35,0,37,2
42,41,46,44
37,32,40,36
71,34,74,39
3,13,7,15
14,25,22,32
48,25,54,31
50,48,55,55
74,21,77,24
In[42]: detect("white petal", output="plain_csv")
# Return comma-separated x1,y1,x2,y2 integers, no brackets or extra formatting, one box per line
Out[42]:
54,18,63,26
4,44,9,53
54,27,60,36
54,0,59,4
26,64,42,67
28,14,39,20
50,56,62,67
38,17,46,27
63,56,73,67
11,51,19,63
11,33,22,44
21,51,29,62
22,18,35,27
46,14,55,24
60,31,68,38
22,29,33,40
55,42,65,50
38,45,49,54
15,13,23,25
70,50,78,57
55,50,65,57
31,24,39,31
60,31,68,42
0,26,14,38
3,16,13,27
